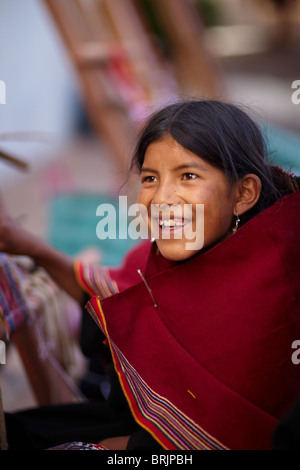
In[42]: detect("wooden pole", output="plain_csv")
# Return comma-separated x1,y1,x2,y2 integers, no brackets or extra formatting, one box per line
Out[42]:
152,0,222,98
0,148,29,171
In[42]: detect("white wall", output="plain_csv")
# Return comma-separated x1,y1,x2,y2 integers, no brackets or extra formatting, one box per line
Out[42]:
0,0,79,187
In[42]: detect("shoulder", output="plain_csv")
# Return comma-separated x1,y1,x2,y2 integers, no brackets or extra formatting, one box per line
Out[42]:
121,240,152,269
107,240,152,291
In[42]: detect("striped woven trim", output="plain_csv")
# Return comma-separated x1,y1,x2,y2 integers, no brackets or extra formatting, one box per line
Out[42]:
0,304,10,341
86,297,227,451
74,260,119,298
113,344,227,450
86,297,106,335
0,254,31,336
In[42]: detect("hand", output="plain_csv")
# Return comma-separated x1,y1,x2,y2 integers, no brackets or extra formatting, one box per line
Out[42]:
0,192,84,302
98,435,131,450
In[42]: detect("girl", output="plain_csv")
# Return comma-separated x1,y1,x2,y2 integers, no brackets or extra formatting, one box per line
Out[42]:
2,99,300,450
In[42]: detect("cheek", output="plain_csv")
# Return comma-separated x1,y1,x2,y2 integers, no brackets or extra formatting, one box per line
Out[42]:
191,186,218,215
201,187,233,229
138,189,153,218
137,189,147,206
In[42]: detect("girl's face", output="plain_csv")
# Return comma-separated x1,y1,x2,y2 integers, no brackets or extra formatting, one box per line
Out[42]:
138,135,238,261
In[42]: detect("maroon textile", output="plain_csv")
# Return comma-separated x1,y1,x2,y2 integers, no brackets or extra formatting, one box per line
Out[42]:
84,191,300,450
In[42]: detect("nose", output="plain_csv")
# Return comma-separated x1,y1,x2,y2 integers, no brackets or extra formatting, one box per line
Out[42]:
152,179,181,206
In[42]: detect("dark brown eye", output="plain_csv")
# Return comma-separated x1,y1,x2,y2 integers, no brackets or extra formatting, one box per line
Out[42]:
182,173,197,180
142,175,157,183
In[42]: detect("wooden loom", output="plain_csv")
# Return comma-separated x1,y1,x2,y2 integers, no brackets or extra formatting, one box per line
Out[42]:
42,0,221,176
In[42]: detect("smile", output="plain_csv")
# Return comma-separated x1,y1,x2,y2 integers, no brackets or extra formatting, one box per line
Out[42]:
159,219,184,228
150,216,193,239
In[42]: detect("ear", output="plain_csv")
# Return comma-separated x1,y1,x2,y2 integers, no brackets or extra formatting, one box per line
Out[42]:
234,173,262,216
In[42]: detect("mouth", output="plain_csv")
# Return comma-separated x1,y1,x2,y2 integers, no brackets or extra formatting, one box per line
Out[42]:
159,218,184,228
151,216,192,239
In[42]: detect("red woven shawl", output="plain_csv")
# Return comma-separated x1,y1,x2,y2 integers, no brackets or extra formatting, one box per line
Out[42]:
84,191,300,450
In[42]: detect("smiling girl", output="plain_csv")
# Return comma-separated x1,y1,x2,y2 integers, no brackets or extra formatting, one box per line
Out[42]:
2,99,300,450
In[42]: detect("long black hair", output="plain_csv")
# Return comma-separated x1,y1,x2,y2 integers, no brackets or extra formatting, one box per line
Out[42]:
131,99,299,226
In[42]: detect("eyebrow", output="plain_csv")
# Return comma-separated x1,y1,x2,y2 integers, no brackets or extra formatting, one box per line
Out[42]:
173,163,208,172
140,162,208,173
140,167,158,173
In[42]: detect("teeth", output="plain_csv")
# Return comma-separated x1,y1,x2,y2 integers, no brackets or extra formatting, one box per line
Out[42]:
159,220,184,227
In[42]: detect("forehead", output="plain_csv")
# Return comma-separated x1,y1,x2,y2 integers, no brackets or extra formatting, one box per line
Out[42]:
142,135,210,173
144,135,199,164
141,135,231,191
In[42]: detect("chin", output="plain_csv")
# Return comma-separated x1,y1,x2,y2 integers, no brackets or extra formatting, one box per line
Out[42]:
156,240,199,262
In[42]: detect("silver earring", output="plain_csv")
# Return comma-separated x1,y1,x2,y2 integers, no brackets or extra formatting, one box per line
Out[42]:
232,213,240,233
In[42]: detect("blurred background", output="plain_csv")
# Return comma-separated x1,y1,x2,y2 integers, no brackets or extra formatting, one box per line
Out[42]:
0,0,299,421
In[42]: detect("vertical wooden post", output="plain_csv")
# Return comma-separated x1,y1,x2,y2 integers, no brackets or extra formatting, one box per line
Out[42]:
152,0,222,97
43,0,137,178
